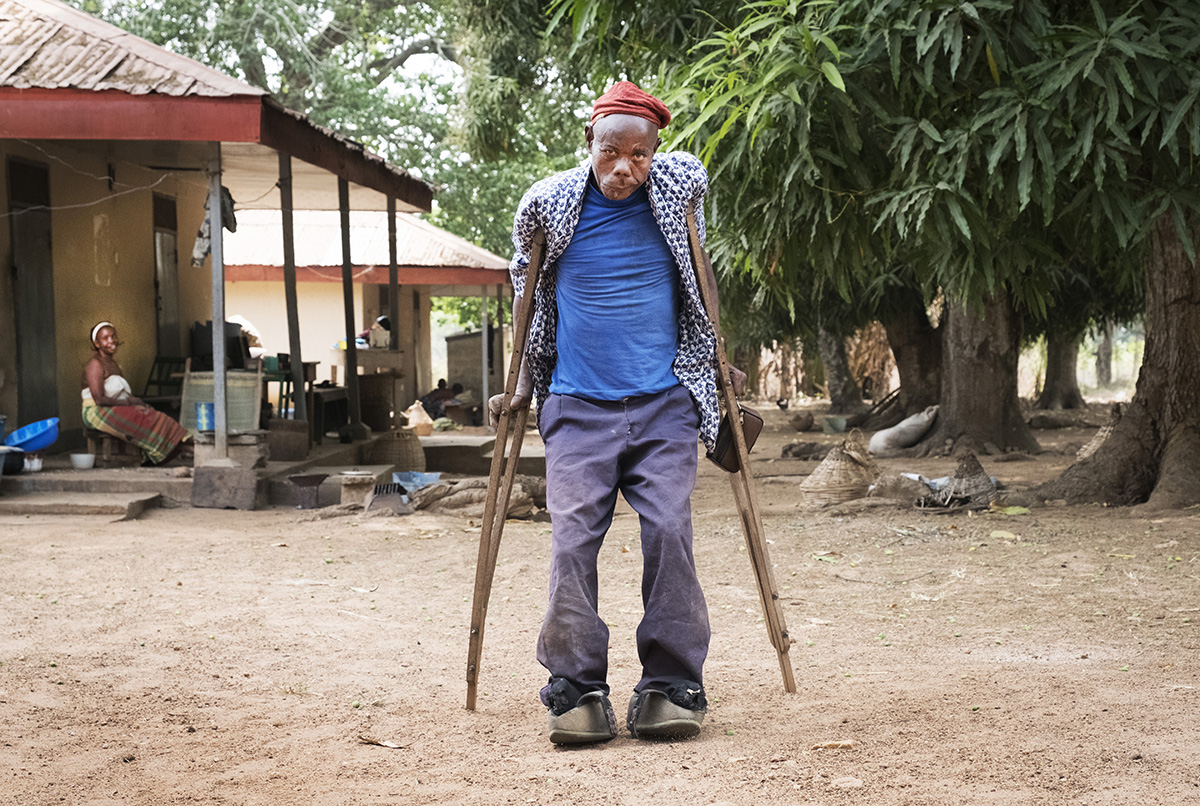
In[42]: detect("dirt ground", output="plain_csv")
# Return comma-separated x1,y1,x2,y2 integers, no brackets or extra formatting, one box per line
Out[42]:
2,403,1198,805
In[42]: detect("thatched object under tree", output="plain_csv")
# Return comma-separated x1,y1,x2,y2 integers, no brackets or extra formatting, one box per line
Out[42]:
929,452,996,508
799,430,879,508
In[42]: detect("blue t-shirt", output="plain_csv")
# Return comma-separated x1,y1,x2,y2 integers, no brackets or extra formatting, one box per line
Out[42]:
550,182,681,399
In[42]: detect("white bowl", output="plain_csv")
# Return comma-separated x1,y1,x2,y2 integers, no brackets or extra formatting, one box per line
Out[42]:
69,453,96,470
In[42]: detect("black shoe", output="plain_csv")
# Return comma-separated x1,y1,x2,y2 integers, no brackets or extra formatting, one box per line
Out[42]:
627,681,707,740
544,677,616,745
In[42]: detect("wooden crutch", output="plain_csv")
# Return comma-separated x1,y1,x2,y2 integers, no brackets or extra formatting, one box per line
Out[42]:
465,229,546,711
686,208,797,694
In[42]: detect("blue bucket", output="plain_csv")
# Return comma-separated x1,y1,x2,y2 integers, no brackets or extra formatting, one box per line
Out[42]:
195,402,215,431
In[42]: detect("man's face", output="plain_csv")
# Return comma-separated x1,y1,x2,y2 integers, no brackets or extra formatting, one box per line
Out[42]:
586,114,661,201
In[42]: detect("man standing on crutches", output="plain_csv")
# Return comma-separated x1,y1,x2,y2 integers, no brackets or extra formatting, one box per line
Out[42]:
489,81,746,745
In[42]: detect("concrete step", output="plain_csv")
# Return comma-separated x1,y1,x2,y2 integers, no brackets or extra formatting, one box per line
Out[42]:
0,491,161,518
421,433,546,476
0,467,193,504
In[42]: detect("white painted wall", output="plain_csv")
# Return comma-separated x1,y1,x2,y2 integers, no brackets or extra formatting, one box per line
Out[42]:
225,281,363,382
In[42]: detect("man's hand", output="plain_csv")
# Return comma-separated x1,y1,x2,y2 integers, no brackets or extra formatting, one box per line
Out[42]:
488,391,530,428
491,352,534,427
727,364,747,398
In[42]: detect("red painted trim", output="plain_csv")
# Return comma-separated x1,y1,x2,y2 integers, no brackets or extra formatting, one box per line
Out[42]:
0,88,262,140
226,264,509,285
0,89,432,210
259,99,432,211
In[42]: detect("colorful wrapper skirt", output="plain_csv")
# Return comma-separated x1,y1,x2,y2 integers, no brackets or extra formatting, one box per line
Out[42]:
82,402,188,464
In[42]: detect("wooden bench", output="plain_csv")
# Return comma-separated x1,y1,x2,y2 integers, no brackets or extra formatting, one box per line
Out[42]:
83,429,141,467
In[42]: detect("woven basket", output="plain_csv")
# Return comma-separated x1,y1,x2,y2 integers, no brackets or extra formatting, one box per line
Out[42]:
180,366,263,436
368,429,426,472
799,430,879,508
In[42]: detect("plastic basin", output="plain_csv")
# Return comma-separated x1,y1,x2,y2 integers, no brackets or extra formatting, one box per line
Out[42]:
4,417,59,452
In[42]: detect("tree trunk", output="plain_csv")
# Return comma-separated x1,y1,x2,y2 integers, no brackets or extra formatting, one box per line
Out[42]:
732,343,760,399
880,289,942,415
779,340,795,400
1034,332,1085,410
1095,320,1113,387
799,339,822,397
1036,213,1200,509
919,290,1040,454
817,325,862,414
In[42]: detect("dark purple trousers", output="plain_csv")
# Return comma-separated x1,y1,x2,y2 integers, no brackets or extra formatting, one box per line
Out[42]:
536,385,711,699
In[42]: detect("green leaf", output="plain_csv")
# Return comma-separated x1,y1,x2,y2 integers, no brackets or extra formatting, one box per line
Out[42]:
946,196,971,239
918,119,944,143
1018,151,1034,209
1014,109,1028,161
1159,78,1200,152
889,29,902,86
820,62,846,93
1170,200,1197,265
987,127,1015,173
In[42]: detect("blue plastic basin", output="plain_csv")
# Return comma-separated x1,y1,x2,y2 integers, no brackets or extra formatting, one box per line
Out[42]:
3,417,60,452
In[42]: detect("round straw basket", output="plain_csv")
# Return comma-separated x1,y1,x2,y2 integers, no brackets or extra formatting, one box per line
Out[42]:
799,430,879,508
368,429,426,472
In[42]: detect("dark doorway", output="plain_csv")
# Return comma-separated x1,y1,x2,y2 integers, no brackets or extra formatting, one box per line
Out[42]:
153,194,182,356
7,158,57,427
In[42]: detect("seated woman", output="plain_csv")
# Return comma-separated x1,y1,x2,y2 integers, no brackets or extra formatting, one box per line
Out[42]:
81,321,190,465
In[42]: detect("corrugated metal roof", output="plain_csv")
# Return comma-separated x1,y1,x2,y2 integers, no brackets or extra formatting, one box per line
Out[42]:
0,0,262,96
224,210,508,272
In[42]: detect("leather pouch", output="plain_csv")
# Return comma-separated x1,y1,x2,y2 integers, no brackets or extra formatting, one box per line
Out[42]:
707,405,763,473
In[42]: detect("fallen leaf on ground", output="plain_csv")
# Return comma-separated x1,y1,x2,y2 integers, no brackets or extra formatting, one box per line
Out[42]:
358,735,410,749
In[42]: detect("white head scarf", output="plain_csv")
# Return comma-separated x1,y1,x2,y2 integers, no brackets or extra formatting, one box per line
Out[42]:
90,321,114,347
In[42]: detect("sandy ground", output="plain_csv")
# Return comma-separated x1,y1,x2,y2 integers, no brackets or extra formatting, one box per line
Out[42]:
2,404,1198,805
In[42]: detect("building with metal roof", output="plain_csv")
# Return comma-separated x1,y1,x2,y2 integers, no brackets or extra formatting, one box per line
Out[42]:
0,0,506,464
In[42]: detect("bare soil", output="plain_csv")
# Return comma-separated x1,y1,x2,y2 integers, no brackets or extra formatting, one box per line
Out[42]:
2,403,1198,805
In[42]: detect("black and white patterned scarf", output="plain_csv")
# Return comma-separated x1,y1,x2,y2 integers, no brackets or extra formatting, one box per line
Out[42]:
509,151,719,450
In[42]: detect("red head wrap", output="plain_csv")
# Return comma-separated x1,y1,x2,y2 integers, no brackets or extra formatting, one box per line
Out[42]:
591,81,671,129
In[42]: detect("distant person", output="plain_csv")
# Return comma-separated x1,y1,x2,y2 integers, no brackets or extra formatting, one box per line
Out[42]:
420,379,463,419
357,315,391,348
82,322,191,464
